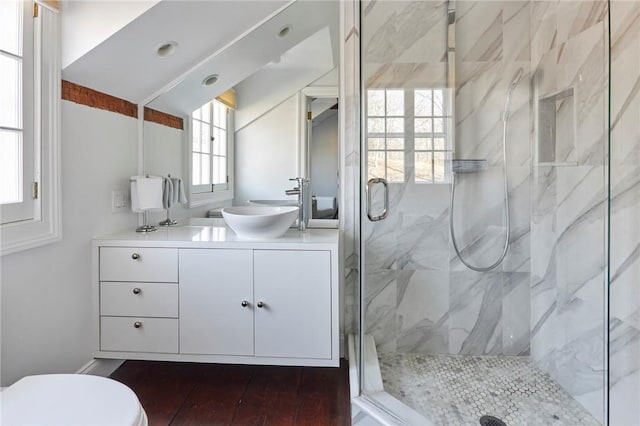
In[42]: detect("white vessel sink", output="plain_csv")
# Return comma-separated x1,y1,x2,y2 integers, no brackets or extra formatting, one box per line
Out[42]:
221,206,299,239
248,199,298,207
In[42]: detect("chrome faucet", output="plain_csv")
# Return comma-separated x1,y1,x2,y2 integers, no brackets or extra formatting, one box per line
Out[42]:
286,177,310,230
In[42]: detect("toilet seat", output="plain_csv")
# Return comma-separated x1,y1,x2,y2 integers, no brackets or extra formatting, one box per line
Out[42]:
0,374,147,426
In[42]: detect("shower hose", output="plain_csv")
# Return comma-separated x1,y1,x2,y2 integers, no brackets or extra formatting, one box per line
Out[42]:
449,68,523,272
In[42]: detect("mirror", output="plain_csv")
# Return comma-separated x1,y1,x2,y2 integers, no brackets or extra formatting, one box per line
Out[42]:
302,89,339,224
142,1,340,225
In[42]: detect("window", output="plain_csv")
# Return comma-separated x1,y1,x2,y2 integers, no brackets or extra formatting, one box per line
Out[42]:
414,89,451,183
366,88,452,184
0,0,61,255
1,0,35,223
367,89,405,182
189,98,233,205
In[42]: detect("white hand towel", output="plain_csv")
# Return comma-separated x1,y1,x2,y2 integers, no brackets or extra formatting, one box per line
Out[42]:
131,176,163,212
170,177,187,204
162,176,174,209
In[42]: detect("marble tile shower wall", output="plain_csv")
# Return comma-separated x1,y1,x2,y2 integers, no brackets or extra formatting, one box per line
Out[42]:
529,1,608,422
609,2,640,425
360,1,533,357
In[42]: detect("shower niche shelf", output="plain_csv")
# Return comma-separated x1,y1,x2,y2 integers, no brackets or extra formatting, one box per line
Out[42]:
537,87,577,165
452,159,488,173
536,161,579,167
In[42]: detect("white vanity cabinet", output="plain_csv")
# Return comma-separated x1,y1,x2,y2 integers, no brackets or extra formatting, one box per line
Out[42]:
93,228,339,367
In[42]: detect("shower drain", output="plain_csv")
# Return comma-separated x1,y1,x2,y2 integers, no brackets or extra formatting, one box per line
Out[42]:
479,415,507,426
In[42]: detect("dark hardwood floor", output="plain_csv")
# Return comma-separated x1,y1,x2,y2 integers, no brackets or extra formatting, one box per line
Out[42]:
109,359,351,426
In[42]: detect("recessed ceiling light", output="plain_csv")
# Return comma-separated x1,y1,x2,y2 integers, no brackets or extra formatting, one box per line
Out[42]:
202,74,219,86
277,25,292,38
155,41,178,58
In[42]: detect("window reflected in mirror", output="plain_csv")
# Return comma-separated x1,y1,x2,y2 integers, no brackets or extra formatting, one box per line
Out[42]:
191,99,229,194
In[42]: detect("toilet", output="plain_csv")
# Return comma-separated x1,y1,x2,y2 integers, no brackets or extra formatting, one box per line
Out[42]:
0,374,147,425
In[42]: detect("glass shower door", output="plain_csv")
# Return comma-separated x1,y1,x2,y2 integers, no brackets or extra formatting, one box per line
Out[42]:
358,1,609,424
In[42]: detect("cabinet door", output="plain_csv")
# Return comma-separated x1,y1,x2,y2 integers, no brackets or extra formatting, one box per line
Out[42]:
254,250,332,359
179,249,254,355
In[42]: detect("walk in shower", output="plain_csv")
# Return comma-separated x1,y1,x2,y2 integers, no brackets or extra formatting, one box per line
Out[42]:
349,0,640,424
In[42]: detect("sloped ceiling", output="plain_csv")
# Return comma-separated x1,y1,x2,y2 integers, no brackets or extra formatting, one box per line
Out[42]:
148,0,339,117
62,0,289,104
233,25,337,130
61,0,160,69
63,0,339,118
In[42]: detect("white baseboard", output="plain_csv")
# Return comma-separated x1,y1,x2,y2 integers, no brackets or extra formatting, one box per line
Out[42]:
76,358,125,377
0,360,123,391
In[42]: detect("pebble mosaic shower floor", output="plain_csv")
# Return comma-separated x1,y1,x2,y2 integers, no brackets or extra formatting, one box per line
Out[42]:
378,353,600,426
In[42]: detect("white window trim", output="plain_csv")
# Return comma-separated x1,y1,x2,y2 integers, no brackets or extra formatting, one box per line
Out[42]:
1,3,61,256
1,0,35,223
185,107,234,208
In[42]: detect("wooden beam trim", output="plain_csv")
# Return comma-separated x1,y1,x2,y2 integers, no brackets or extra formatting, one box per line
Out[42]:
144,107,184,130
62,80,184,130
62,80,137,118
41,0,59,10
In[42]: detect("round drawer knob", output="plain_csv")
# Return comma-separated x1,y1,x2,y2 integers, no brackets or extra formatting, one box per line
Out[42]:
257,301,265,308
241,300,249,307
131,253,140,260
133,288,141,295
133,321,142,329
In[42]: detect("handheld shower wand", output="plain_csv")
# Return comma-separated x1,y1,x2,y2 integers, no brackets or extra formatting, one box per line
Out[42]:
503,68,524,122
450,67,524,272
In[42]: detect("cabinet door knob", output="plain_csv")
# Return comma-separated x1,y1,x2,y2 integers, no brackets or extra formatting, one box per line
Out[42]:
133,321,142,328
257,301,265,308
131,253,140,260
241,300,249,307
133,288,141,295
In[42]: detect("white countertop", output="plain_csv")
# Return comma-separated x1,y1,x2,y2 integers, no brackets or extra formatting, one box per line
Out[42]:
93,223,339,250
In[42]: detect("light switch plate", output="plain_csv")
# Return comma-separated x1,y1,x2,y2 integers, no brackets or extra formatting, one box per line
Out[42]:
112,190,129,213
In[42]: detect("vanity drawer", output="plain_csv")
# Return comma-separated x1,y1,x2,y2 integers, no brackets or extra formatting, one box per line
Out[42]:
100,282,178,318
100,317,178,353
100,247,178,282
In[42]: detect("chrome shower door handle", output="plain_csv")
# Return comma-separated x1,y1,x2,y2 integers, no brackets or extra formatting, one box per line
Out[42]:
367,178,389,221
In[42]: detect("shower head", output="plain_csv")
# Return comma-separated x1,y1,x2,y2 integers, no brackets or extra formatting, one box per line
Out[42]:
503,68,524,122
510,68,524,91
447,0,456,25
448,9,456,25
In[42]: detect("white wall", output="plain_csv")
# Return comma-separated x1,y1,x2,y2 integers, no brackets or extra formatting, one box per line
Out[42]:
234,94,300,205
310,111,339,199
143,121,184,179
143,121,219,223
0,101,138,386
